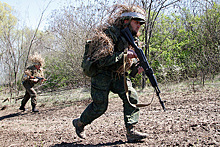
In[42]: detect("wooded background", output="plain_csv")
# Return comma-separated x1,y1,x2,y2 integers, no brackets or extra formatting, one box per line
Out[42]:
0,0,219,98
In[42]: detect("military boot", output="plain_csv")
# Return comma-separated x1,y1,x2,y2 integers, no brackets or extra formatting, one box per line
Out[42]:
19,106,27,111
126,125,148,142
72,118,86,139
32,105,39,112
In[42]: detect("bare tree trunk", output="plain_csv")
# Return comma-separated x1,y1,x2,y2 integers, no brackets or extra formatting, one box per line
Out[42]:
24,0,52,69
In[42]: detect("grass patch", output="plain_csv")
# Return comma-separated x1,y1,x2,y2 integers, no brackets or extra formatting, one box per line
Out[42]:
1,74,219,108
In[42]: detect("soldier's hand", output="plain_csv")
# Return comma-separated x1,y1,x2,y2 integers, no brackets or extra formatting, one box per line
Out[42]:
31,79,39,82
137,66,144,74
42,78,47,82
127,50,137,58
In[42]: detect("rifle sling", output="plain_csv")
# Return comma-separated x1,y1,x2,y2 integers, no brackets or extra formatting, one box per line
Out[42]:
123,48,152,108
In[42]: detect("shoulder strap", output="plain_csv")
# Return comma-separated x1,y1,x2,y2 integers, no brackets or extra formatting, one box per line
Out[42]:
123,48,153,108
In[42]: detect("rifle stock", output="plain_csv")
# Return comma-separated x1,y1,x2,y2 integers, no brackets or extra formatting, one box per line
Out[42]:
121,27,166,111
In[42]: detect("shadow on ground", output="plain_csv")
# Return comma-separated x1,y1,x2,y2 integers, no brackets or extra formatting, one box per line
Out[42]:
52,140,127,147
0,112,27,121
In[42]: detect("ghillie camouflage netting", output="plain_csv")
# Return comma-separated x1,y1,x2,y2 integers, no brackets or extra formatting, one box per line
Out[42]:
29,52,45,67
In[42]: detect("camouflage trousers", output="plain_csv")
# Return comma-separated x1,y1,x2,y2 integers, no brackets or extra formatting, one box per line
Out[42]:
21,81,37,107
80,70,139,128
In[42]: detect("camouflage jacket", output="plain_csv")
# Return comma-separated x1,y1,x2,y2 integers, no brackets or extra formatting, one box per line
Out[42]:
96,25,130,72
23,65,44,84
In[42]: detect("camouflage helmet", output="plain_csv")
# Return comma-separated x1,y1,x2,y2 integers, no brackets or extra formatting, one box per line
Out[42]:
120,6,146,25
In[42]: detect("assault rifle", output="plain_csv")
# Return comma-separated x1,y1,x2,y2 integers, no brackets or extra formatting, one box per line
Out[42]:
30,76,46,84
36,77,46,84
34,76,43,80
121,27,166,111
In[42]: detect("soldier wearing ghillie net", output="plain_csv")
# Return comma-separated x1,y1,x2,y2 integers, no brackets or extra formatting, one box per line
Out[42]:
73,4,148,142
19,53,46,112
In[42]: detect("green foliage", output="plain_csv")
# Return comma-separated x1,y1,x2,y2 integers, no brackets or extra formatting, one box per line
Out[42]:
0,2,17,34
43,55,68,89
130,73,143,88
137,3,220,84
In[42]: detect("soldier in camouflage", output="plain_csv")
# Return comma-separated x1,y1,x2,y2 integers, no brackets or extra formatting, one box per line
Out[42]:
73,4,148,142
19,53,46,112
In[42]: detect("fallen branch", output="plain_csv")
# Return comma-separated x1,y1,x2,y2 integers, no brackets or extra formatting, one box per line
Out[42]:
2,95,24,103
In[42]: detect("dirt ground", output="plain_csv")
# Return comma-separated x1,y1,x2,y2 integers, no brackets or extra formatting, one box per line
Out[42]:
0,83,219,147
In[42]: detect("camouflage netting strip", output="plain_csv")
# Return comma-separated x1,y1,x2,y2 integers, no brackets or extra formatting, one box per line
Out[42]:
29,52,45,67
89,31,114,61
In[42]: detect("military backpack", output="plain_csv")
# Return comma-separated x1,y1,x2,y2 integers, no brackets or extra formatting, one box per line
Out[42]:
81,40,98,77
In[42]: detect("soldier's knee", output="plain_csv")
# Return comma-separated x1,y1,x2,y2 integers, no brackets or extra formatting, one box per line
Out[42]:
30,94,37,98
128,91,138,104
